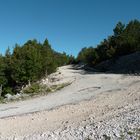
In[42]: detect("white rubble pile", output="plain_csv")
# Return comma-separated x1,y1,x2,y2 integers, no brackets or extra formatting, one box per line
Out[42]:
4,93,28,101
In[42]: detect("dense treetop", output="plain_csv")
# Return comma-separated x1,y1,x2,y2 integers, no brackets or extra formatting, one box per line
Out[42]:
0,39,73,96
77,19,140,66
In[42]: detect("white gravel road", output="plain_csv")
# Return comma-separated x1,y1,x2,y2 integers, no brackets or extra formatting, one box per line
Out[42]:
0,65,140,139
0,65,137,118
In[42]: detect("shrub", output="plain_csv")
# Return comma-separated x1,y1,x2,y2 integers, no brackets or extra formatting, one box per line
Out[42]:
23,83,41,94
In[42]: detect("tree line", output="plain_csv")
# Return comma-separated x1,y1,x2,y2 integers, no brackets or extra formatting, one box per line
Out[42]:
0,39,74,96
0,19,139,97
77,19,140,66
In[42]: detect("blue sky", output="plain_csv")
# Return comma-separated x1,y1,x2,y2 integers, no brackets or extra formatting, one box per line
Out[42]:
0,0,140,56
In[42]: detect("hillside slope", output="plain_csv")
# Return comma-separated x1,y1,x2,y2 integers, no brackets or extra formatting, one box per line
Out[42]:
95,52,140,73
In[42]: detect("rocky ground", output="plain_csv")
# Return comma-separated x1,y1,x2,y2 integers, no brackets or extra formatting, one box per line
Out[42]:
16,105,140,140
0,65,140,140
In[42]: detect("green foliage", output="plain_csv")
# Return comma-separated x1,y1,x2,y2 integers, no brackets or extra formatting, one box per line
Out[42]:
51,82,71,91
77,47,100,65
77,19,140,66
0,38,70,96
23,82,71,95
67,55,76,64
23,83,41,94
0,55,7,86
2,87,13,95
113,21,125,37
0,96,4,103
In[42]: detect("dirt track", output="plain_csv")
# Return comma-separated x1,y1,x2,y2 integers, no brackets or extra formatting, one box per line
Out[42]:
0,65,140,139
